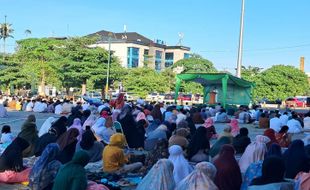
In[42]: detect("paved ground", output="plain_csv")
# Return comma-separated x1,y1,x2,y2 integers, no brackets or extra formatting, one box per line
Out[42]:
0,111,60,136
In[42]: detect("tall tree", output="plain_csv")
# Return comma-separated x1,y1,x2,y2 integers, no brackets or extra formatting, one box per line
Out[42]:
253,65,309,101
0,16,14,61
169,56,217,94
122,67,170,97
171,57,217,73
0,59,29,94
241,65,263,82
58,37,124,95
14,38,65,95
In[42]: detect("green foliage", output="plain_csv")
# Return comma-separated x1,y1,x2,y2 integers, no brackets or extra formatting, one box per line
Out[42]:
241,66,263,82
0,60,28,88
171,57,217,73
121,67,170,97
57,37,125,91
1,37,123,93
14,38,65,88
170,56,217,94
253,65,309,101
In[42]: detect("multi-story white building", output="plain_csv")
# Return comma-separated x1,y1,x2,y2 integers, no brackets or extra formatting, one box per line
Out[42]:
88,30,191,71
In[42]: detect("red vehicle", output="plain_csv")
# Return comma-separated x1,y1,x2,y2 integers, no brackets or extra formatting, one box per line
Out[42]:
285,97,305,107
178,94,192,101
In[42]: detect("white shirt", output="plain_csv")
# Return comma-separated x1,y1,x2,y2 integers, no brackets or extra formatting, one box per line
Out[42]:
1,133,14,144
304,117,310,130
91,118,106,141
287,119,303,133
26,102,34,112
55,104,63,114
101,127,116,144
280,114,289,126
62,103,73,113
33,102,47,112
82,103,90,111
160,107,166,114
270,117,282,132
176,113,187,125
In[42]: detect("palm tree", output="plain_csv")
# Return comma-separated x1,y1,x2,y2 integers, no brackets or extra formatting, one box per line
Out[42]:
24,29,31,37
0,16,14,61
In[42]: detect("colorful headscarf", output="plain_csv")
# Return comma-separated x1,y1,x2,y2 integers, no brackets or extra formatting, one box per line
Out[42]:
263,128,278,147
136,112,147,122
29,143,62,190
204,118,214,128
176,162,218,190
136,159,175,190
238,135,270,173
229,119,240,137
109,133,126,148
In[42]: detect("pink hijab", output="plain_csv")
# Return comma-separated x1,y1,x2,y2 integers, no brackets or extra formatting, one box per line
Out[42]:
136,112,147,122
70,118,83,141
229,119,240,137
204,118,214,128
238,135,270,173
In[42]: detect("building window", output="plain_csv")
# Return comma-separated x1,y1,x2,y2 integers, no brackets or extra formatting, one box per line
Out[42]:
127,47,139,68
165,52,174,67
184,53,190,59
155,50,162,71
144,49,149,62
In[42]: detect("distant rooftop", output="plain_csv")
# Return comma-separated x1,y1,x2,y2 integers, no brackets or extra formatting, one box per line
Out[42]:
87,30,190,50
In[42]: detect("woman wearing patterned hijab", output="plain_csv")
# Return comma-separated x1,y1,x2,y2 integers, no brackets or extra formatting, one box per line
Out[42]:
176,162,218,190
136,159,175,190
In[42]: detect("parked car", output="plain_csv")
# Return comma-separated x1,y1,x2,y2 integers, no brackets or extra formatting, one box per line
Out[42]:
164,93,175,104
84,91,102,99
285,97,305,107
146,93,160,102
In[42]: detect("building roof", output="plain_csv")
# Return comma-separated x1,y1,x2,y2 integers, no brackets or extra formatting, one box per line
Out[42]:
87,30,190,50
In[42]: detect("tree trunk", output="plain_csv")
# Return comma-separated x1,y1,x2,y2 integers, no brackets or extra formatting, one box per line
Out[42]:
2,38,5,61
81,79,87,95
6,85,10,96
40,69,46,96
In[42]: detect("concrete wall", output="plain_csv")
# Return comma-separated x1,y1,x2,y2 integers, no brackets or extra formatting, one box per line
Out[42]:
165,48,190,63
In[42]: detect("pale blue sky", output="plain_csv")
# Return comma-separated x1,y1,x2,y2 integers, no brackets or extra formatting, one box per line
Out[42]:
1,0,310,73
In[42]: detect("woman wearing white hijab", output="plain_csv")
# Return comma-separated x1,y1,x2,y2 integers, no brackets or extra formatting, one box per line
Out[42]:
82,114,97,130
238,135,270,173
176,162,218,190
38,117,56,137
168,145,193,184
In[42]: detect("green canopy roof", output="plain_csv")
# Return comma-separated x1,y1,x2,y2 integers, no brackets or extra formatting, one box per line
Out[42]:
175,73,254,107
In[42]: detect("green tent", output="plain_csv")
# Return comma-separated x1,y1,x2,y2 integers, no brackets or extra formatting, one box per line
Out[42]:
175,73,254,107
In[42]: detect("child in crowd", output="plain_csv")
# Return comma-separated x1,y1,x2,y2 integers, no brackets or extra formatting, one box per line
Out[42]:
1,125,14,144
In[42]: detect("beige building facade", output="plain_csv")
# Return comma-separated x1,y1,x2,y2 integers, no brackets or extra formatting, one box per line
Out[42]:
88,30,191,71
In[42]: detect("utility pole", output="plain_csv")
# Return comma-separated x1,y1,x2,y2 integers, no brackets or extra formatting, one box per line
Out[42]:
105,33,112,100
236,0,245,78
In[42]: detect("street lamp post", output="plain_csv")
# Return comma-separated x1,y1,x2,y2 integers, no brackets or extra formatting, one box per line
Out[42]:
236,0,245,78
105,34,112,100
